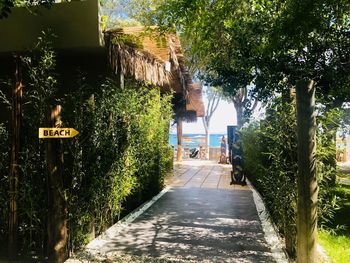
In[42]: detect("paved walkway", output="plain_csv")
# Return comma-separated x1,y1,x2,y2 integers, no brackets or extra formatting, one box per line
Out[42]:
339,177,350,185
338,162,350,185
67,161,283,263
338,161,350,174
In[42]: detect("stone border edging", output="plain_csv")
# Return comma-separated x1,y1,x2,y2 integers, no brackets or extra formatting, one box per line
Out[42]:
249,181,332,263
248,180,290,263
85,186,171,252
316,244,332,263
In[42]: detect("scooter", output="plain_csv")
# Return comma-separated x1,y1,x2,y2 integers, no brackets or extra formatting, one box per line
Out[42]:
189,148,199,158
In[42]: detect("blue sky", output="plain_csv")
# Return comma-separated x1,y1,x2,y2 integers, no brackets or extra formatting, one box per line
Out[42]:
170,96,265,134
170,97,237,134
183,99,237,134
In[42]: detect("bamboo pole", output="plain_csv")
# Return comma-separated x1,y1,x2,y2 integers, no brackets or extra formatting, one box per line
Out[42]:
8,55,22,259
296,79,318,263
46,105,68,263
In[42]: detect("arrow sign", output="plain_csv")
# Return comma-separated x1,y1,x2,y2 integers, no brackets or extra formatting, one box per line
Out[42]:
39,128,79,139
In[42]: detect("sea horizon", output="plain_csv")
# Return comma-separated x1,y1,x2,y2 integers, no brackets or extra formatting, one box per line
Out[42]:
169,133,226,148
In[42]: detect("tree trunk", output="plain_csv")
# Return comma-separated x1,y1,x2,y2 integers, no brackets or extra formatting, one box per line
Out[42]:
296,79,318,263
46,105,68,263
234,101,244,129
8,55,22,259
205,127,210,160
176,118,183,162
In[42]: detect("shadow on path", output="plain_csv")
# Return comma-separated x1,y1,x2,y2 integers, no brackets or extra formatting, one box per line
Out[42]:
68,161,277,263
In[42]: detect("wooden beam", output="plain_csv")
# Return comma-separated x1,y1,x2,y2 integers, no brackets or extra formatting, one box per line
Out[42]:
296,79,318,263
8,55,22,259
46,105,68,263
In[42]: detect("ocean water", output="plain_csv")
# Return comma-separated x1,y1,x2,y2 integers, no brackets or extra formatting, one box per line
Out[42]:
169,134,226,148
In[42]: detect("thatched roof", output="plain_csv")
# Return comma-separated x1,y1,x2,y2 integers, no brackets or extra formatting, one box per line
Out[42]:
104,27,205,119
186,83,205,117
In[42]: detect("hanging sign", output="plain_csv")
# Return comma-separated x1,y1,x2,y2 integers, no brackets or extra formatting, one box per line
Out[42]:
39,128,79,139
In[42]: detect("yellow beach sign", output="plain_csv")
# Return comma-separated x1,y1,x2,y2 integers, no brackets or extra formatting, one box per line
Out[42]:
39,128,79,139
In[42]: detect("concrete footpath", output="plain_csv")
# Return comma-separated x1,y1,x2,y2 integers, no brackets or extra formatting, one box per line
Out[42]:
67,161,287,263
338,161,350,185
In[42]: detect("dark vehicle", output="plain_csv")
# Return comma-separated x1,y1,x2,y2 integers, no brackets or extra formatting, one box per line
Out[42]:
189,148,199,158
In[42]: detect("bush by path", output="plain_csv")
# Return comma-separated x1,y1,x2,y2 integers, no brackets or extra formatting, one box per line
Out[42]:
241,96,341,259
0,33,174,257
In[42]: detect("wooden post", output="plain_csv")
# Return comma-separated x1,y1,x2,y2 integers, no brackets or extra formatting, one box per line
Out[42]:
116,51,124,89
46,105,68,263
8,55,22,259
296,79,318,263
176,118,183,162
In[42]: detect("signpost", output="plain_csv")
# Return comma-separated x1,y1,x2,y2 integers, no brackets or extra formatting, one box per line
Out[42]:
227,125,246,186
227,125,236,164
39,128,79,139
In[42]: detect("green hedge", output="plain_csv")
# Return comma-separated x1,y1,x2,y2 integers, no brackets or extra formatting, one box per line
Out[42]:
0,122,9,245
0,32,173,255
63,78,173,249
241,97,340,258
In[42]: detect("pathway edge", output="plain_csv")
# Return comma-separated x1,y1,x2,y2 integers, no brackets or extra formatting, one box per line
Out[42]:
249,181,289,263
249,181,332,263
85,186,171,252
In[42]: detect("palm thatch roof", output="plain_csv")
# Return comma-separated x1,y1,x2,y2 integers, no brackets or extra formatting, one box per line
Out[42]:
104,26,205,119
186,83,204,116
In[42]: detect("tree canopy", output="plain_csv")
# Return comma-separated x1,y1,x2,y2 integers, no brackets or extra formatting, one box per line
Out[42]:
148,0,350,108
147,1,350,262
0,0,55,18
